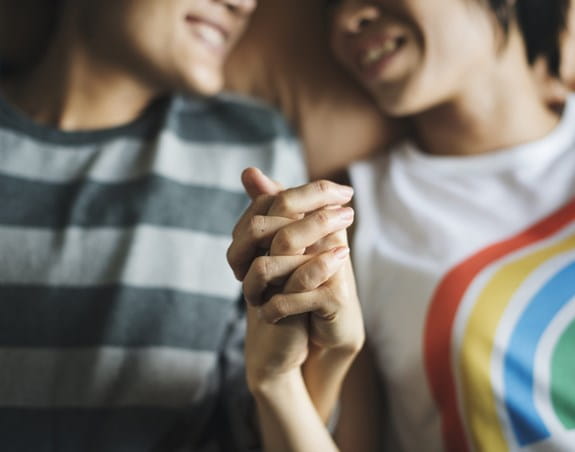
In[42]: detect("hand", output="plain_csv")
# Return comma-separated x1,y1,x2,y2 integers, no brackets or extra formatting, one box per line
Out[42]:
244,299,309,390
244,231,364,354
227,169,355,280
229,169,364,353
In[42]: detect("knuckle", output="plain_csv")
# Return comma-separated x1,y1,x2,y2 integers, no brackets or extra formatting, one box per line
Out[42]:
316,256,332,276
251,256,271,282
314,180,332,194
247,215,266,239
268,295,290,319
315,209,331,227
291,270,314,291
273,194,292,214
272,229,295,253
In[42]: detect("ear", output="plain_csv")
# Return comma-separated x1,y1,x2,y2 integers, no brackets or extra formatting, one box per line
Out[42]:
533,56,569,110
241,167,284,200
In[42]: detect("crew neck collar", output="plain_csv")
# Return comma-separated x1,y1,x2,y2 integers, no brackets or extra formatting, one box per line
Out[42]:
399,95,575,173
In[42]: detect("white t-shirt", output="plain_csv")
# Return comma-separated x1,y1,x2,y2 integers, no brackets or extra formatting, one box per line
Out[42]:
350,95,575,452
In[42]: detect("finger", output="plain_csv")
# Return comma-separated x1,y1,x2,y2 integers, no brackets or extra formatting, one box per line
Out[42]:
283,247,350,294
232,193,276,240
269,207,354,256
243,254,312,306
242,167,284,200
229,194,278,281
267,180,354,218
305,230,349,255
245,298,306,331
259,286,337,324
227,215,294,281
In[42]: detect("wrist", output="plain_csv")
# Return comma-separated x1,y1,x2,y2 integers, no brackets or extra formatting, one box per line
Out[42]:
303,342,361,384
247,368,303,398
312,332,365,361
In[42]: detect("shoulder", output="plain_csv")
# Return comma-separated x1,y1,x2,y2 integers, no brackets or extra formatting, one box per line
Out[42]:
169,92,297,145
169,93,307,188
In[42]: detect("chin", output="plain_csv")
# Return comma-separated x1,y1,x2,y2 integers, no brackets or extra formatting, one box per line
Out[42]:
181,66,225,96
192,79,224,96
374,87,433,118
375,93,415,118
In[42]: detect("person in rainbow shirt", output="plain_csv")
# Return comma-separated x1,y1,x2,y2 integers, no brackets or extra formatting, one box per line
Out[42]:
227,0,575,451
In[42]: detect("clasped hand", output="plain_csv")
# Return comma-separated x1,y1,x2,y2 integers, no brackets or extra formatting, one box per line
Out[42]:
227,168,365,388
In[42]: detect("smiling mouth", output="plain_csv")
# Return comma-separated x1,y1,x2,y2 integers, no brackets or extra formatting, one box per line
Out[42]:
185,15,229,51
359,36,407,69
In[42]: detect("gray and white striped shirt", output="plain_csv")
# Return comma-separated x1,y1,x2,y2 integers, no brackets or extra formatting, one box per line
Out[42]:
0,92,306,452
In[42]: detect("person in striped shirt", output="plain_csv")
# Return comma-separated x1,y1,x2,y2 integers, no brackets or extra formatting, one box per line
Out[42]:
0,0,338,450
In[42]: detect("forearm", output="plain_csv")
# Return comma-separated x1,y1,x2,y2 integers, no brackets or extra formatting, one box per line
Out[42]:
250,369,340,452
302,345,359,424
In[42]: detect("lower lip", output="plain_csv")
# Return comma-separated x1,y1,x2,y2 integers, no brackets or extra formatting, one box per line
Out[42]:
360,44,403,82
185,17,227,54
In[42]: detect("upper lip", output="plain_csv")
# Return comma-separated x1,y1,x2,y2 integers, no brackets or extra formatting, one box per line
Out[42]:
351,33,405,68
185,14,231,42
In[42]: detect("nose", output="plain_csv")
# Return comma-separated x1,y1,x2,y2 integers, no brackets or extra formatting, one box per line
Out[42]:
335,2,381,35
218,0,257,15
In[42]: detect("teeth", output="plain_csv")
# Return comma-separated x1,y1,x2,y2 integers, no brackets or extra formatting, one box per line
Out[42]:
362,39,399,65
192,23,226,48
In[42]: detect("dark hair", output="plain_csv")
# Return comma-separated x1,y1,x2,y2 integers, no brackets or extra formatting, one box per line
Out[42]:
483,0,570,77
0,0,63,73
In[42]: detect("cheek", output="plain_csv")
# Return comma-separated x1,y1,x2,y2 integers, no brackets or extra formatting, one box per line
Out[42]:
404,21,492,98
328,25,344,64
172,41,226,94
367,48,455,117
137,20,226,93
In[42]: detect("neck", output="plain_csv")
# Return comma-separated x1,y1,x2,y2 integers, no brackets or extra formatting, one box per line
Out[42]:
409,32,560,157
0,15,162,131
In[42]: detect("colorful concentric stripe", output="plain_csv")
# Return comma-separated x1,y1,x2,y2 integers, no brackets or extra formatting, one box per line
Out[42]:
551,316,575,429
423,197,575,452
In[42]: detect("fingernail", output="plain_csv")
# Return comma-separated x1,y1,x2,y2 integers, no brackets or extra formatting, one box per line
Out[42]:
337,207,354,223
338,185,354,199
333,247,350,260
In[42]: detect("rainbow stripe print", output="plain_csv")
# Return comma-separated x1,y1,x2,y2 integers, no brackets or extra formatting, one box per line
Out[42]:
424,197,575,451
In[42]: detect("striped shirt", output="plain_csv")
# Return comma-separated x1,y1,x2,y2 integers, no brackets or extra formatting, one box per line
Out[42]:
0,92,306,452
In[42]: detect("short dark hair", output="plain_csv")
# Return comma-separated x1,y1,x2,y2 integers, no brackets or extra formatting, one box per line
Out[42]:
483,0,570,77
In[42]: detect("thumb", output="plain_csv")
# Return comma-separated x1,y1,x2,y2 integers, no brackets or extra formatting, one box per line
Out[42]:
242,167,284,200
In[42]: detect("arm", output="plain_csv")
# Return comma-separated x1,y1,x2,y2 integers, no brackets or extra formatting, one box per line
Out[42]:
228,171,367,450
244,305,342,452
250,370,339,452
335,342,385,452
244,309,383,452
302,334,358,424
